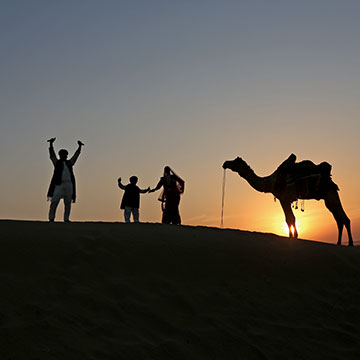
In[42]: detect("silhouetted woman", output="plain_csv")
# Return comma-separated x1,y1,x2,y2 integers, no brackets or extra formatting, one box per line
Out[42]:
149,166,185,224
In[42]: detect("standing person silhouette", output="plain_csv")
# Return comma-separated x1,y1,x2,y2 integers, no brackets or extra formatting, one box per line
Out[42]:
118,176,150,223
47,137,84,222
149,166,185,224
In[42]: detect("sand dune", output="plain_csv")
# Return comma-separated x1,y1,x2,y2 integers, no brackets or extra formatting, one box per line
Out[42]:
0,220,359,359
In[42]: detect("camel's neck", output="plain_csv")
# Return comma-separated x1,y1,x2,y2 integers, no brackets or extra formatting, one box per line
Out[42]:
238,169,275,194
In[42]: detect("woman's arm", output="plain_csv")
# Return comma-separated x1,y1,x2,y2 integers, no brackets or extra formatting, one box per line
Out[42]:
149,179,163,192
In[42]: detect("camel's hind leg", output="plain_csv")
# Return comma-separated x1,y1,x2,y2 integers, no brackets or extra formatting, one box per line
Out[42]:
324,190,353,246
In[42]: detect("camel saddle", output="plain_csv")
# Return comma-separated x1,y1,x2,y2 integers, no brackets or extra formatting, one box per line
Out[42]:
274,154,339,201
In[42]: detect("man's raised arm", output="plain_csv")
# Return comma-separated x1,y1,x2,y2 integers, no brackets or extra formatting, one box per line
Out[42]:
47,137,57,166
69,140,84,166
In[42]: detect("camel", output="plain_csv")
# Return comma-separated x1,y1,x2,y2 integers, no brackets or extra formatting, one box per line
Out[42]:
222,154,353,246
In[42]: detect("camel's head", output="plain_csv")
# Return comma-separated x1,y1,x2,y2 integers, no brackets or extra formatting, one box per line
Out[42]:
223,157,252,176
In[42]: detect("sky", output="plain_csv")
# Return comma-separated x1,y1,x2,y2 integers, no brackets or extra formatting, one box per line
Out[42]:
1,0,359,244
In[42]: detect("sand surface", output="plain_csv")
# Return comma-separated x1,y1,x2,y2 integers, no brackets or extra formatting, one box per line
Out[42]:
0,220,359,359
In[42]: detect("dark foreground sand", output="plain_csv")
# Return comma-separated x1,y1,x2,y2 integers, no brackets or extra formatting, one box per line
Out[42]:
0,220,359,360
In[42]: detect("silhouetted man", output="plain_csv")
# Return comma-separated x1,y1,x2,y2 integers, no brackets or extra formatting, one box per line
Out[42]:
47,137,84,222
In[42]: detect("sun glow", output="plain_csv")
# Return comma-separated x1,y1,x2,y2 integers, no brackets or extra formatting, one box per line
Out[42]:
290,225,296,237
281,221,301,237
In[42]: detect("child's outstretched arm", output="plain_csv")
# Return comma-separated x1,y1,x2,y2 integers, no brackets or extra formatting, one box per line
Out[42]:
140,186,150,194
118,177,126,190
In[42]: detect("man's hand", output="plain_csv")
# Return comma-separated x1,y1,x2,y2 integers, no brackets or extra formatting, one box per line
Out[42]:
47,137,56,144
78,140,84,146
118,177,122,183
146,187,151,192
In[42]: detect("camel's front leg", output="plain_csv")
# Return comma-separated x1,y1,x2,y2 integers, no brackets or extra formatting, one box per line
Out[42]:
324,191,353,246
280,200,298,238
335,215,353,246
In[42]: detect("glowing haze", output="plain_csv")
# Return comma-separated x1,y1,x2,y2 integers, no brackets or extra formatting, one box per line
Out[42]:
1,1,359,244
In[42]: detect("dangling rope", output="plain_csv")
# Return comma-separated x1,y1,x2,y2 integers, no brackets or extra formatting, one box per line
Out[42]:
220,169,226,228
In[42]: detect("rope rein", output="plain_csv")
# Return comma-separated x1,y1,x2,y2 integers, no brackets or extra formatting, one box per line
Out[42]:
220,169,226,228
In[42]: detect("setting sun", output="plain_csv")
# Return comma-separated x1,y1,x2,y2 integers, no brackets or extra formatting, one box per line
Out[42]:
281,221,301,237
290,225,296,237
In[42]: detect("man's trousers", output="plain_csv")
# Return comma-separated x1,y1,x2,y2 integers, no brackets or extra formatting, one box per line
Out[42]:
49,183,73,221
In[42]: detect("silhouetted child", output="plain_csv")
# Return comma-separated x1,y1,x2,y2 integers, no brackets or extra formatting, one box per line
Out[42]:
118,176,150,223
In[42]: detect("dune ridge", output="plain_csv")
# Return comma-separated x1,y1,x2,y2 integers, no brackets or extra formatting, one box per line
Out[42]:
0,220,359,360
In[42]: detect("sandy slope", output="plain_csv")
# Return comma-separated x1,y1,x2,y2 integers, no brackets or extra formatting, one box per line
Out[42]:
0,220,359,360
